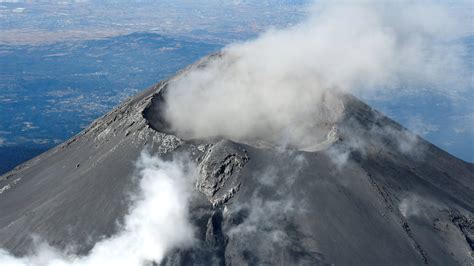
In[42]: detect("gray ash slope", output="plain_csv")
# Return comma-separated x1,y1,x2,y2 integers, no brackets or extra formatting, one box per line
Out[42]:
0,56,473,265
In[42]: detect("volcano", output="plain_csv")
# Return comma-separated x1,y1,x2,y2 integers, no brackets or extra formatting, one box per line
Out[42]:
0,55,473,265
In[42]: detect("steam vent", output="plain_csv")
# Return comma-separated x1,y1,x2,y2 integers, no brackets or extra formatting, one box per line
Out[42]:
0,55,473,265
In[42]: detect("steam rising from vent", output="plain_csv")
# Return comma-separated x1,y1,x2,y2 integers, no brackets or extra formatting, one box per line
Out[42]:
0,152,197,266
163,1,467,150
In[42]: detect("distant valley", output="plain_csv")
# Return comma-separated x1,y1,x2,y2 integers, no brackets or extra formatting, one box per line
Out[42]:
0,32,222,174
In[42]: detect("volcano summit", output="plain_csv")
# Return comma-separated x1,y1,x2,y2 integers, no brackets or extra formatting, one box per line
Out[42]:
0,1,473,265
0,53,473,265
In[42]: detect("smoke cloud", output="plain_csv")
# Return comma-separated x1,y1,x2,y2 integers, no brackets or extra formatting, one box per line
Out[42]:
0,1,469,264
225,158,308,260
399,194,444,219
0,151,197,266
163,0,467,150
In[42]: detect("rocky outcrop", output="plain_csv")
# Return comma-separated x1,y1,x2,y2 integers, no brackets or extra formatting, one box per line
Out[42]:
449,210,474,252
197,140,249,207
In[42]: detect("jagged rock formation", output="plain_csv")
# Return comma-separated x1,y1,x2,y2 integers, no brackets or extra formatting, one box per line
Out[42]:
197,140,249,207
0,55,473,265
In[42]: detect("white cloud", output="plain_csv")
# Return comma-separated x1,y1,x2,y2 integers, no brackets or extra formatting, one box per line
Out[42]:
399,194,443,219
163,0,469,151
0,151,198,266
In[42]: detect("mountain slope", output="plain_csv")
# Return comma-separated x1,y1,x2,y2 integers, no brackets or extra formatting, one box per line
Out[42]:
0,56,472,265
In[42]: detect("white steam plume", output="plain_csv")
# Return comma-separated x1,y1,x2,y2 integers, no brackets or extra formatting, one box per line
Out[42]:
163,1,468,150
399,194,444,219
0,151,197,266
